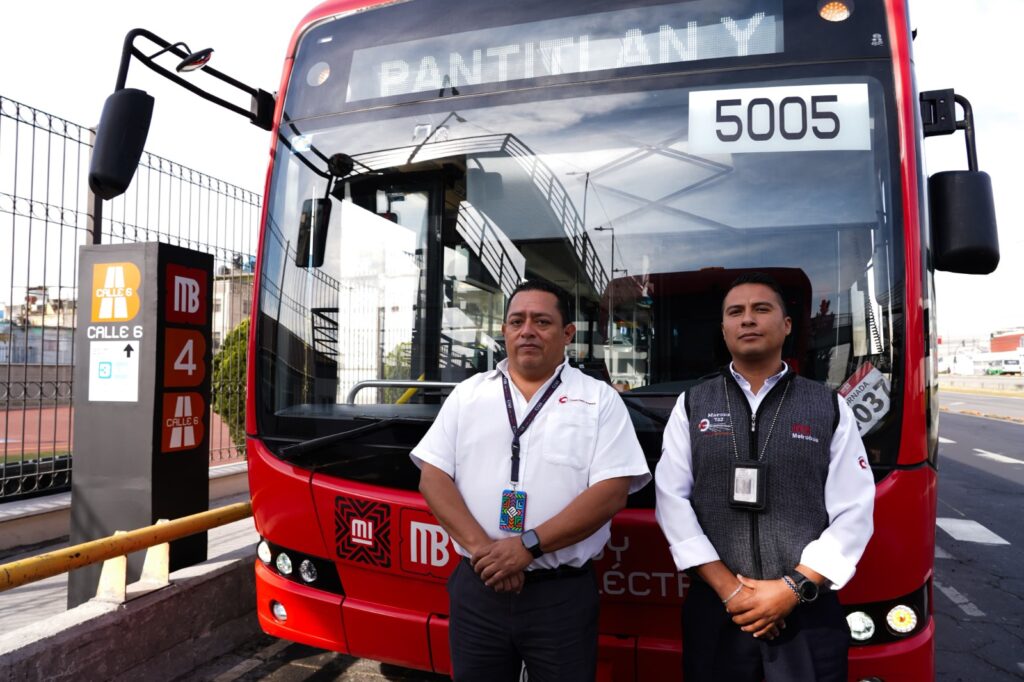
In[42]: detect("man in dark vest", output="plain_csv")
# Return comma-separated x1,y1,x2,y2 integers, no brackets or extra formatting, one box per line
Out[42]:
655,272,876,681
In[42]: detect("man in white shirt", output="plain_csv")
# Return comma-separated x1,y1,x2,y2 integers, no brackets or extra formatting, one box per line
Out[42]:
656,272,875,682
412,279,651,682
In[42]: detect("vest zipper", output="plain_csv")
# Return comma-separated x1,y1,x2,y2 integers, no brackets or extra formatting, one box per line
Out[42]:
749,407,763,579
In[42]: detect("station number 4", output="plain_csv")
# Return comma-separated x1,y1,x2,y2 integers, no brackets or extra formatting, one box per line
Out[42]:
174,339,197,375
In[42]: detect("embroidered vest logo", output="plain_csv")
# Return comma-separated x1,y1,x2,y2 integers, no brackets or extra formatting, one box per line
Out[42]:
699,412,732,435
791,423,820,443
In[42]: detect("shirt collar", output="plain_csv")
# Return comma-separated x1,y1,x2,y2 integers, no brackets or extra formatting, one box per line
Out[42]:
729,361,789,393
489,356,570,381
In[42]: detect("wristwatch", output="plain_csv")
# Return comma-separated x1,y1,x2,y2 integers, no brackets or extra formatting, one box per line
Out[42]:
788,570,820,603
521,529,544,558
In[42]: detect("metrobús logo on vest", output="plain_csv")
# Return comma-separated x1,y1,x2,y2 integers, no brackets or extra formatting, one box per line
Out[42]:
91,263,142,322
790,423,820,443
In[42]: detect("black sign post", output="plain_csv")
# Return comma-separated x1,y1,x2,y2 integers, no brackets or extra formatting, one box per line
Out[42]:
69,243,213,608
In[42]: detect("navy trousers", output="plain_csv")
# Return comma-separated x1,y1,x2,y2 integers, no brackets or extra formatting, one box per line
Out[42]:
447,559,599,682
683,579,849,682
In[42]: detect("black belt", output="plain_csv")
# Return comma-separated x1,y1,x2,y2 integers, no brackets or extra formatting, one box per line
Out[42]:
524,560,593,583
462,558,592,583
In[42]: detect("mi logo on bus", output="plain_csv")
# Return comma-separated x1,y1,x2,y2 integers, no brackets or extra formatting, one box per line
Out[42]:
335,497,392,568
165,264,207,324
351,519,375,546
161,392,205,452
91,263,141,322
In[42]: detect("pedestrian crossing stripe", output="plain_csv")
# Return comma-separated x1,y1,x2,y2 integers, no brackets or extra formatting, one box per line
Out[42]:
936,518,1009,545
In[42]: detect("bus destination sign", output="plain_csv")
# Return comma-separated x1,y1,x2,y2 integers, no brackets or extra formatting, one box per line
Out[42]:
347,0,782,101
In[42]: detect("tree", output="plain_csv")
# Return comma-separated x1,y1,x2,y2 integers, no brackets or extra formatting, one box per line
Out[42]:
211,319,248,452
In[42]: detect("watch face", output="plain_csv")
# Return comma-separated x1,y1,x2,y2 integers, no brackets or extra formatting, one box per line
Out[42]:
799,579,819,601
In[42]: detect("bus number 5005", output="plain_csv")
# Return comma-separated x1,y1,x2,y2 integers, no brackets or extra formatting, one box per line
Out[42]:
715,95,840,143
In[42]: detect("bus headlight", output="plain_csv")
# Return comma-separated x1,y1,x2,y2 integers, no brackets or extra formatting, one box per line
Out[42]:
270,600,288,622
299,559,318,584
257,540,272,564
886,604,918,634
275,552,293,576
846,611,875,641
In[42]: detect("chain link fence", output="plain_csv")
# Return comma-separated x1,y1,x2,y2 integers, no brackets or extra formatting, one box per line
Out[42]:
1,95,260,501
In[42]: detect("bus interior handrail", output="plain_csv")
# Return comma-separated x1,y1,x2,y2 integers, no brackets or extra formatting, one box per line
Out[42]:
345,380,459,404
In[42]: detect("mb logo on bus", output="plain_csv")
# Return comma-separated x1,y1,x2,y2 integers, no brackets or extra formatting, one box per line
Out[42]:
409,521,450,567
401,509,456,579
91,262,141,322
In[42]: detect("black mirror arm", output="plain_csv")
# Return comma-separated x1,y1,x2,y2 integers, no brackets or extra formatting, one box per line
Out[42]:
952,94,978,172
920,89,980,172
114,28,275,131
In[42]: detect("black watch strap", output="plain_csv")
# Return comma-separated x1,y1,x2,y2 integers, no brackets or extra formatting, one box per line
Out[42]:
790,570,819,603
521,529,544,558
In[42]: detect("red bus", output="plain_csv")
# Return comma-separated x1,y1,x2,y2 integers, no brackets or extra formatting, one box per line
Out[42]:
91,0,999,679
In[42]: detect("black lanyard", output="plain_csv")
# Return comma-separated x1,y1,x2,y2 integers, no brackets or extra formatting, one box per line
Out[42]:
500,367,564,485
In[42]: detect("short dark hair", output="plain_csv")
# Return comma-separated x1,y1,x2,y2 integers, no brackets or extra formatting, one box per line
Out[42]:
505,279,572,326
722,272,788,316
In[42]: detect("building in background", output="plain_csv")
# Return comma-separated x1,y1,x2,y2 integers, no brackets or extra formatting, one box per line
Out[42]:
0,287,75,365
212,266,254,351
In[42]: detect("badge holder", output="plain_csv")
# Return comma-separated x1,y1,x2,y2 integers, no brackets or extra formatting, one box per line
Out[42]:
499,488,527,532
729,461,767,511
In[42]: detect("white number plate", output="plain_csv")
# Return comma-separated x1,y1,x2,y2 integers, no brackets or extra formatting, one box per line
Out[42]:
838,362,891,436
688,84,870,154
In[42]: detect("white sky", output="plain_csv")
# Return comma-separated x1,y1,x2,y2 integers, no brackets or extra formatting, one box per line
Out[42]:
1,0,1020,338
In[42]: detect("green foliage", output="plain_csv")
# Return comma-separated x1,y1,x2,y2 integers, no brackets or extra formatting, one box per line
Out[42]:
381,341,412,403
211,319,249,451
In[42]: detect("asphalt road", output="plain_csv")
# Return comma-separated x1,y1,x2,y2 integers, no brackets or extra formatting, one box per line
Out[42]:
940,389,1024,422
933,410,1024,681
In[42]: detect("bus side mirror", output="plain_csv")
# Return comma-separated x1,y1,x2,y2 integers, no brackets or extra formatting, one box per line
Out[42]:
929,170,999,274
920,89,999,274
88,88,155,200
295,198,331,267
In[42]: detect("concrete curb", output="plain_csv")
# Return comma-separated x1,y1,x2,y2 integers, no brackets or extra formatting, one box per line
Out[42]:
0,545,259,682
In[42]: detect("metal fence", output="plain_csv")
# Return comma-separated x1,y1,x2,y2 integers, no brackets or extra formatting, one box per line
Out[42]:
0,95,260,501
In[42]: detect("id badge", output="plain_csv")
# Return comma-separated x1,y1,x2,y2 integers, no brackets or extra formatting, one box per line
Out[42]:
498,489,527,533
730,461,767,511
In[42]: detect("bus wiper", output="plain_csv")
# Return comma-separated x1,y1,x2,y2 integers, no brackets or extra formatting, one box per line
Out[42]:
617,395,669,425
279,417,428,460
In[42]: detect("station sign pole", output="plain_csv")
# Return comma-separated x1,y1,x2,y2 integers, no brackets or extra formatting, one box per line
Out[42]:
69,243,213,608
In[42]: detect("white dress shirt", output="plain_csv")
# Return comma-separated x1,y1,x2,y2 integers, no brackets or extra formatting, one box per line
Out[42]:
655,363,875,588
412,357,652,569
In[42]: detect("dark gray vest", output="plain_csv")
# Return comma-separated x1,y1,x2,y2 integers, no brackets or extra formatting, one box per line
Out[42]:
686,371,839,579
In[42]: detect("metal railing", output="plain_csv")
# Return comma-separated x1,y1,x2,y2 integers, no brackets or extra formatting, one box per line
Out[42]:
0,501,252,596
0,95,261,501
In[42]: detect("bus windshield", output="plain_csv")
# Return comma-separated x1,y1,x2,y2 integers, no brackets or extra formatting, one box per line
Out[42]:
256,14,904,479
